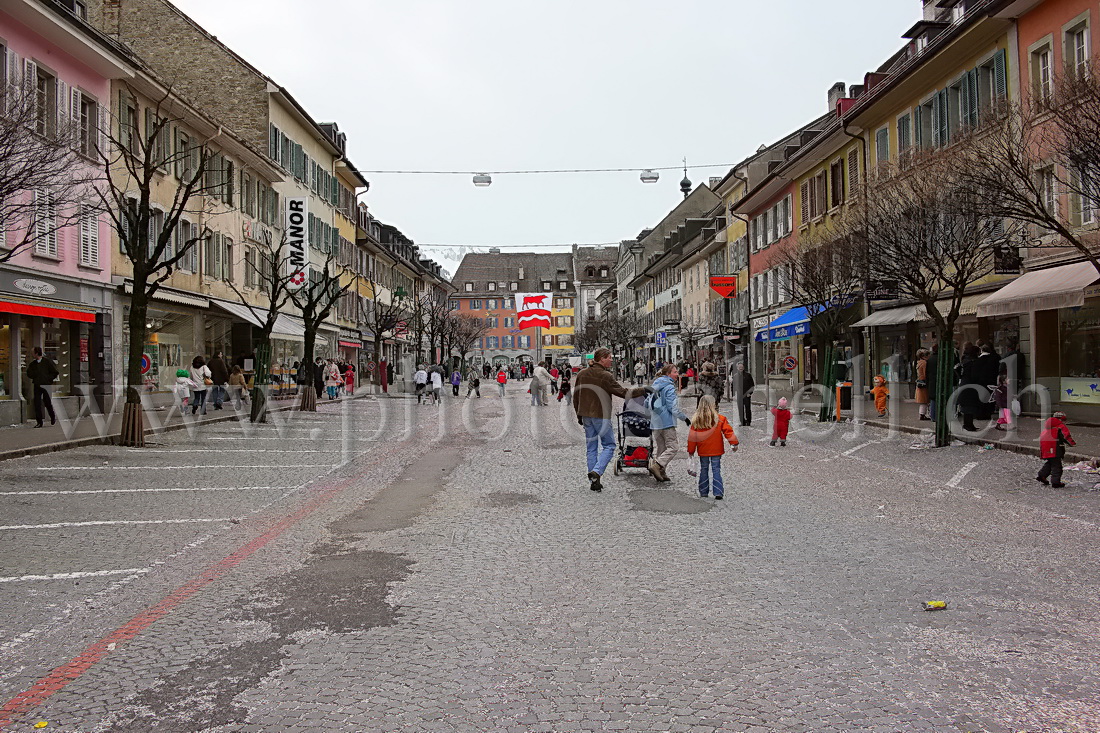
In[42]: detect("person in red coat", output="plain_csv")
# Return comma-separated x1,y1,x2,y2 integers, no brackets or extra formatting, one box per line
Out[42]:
770,397,792,447
1038,411,1075,488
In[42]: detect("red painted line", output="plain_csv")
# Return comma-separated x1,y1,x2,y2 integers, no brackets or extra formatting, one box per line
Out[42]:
0,459,379,730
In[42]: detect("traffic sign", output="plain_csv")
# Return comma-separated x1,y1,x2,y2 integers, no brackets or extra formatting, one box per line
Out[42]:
366,361,376,372
783,355,798,371
140,353,152,374
393,320,408,336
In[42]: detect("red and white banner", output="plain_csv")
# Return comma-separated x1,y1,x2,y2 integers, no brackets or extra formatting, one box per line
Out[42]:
515,292,552,330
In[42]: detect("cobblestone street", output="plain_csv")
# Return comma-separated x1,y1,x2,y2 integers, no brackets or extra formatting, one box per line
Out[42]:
0,388,1098,732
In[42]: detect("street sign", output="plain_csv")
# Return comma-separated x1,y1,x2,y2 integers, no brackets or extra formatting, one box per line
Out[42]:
656,332,667,347
140,353,152,374
394,320,408,336
709,276,737,298
366,361,376,372
865,279,899,300
783,355,798,371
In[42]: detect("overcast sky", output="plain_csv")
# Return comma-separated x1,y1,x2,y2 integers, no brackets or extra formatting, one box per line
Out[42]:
172,0,918,270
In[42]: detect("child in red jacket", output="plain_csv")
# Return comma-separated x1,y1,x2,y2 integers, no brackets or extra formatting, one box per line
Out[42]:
770,397,792,446
687,395,738,500
1038,411,1075,488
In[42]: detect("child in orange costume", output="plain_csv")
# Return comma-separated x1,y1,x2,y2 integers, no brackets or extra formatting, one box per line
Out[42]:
871,375,889,416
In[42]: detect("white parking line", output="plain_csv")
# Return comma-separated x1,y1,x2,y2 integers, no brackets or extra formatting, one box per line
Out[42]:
125,449,325,453
0,518,232,531
843,440,878,456
0,568,151,584
947,461,980,488
36,465,322,470
0,486,289,496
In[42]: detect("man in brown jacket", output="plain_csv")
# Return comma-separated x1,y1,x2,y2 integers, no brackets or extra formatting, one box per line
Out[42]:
573,348,647,492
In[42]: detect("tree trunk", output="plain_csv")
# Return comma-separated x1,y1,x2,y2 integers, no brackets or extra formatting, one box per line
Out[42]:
298,327,317,412
934,335,956,447
120,286,149,447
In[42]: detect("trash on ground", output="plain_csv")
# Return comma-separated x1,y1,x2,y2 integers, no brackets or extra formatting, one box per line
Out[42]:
1064,460,1100,473
922,601,948,611
980,443,995,451
34,723,48,729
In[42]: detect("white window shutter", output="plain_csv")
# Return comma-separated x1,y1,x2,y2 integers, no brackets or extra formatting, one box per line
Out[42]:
70,87,82,151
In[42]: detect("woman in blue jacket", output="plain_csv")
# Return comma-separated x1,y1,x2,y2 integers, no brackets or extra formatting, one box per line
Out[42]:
647,364,691,482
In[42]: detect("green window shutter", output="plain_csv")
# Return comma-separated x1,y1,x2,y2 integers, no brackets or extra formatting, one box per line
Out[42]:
938,89,950,145
269,123,277,160
993,48,1007,100
913,105,923,148
931,93,942,148
967,69,980,126
959,75,971,130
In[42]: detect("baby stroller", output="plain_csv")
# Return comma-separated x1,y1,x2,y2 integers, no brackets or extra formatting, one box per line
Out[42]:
613,394,654,475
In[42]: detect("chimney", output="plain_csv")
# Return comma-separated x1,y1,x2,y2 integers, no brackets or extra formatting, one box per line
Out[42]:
923,0,941,21
827,82,847,113
488,247,501,254
709,176,723,188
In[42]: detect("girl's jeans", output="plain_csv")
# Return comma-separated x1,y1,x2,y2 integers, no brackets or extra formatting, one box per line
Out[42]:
698,455,724,497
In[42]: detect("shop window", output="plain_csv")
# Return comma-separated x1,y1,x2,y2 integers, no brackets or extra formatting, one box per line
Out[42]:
1059,303,1100,403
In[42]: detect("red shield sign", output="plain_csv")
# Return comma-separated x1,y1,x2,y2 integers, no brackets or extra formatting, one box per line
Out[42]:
709,276,737,298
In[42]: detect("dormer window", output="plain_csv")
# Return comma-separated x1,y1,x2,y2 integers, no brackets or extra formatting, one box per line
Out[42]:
464,282,474,292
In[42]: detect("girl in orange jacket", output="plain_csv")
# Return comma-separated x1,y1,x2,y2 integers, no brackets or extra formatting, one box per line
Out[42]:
687,395,738,499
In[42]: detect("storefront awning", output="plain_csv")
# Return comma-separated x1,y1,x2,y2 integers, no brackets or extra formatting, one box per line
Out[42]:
976,262,1100,317
209,298,264,327
0,297,97,323
272,315,305,338
755,306,810,342
852,304,923,328
123,282,209,308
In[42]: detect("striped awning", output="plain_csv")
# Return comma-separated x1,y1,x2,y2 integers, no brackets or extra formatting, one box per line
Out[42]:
976,262,1100,317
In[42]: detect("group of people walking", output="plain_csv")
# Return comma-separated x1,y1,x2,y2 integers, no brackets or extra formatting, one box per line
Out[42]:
912,340,1025,432
173,352,248,414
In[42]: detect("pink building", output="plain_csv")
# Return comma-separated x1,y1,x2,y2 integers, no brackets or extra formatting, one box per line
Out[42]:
0,0,131,423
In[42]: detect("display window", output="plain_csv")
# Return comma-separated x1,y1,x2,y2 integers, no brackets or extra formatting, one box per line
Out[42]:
1058,301,1100,404
121,305,198,391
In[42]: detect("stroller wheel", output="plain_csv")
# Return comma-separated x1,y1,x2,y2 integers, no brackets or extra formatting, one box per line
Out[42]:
613,460,621,475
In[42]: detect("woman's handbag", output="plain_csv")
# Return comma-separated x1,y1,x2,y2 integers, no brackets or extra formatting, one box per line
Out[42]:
203,377,213,386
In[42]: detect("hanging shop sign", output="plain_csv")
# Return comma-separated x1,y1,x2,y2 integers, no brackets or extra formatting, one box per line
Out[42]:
284,198,309,290
709,276,737,298
993,243,1022,275
864,279,899,300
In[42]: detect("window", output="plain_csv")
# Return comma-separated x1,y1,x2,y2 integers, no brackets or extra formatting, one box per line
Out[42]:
875,127,889,163
556,316,573,327
75,91,98,158
976,48,1008,112
897,114,912,166
244,247,257,288
1039,167,1057,221
486,317,497,328
829,159,845,208
541,281,551,291
119,89,137,153
464,282,473,292
519,335,530,348
509,281,518,291
79,204,99,267
1066,22,1090,80
488,281,496,291
449,300,459,310
144,109,169,167
1032,43,1053,104
33,189,57,257
1073,165,1100,226
487,299,498,309
558,281,568,290
470,299,482,309
542,335,553,346
31,64,57,138
599,267,608,278
585,266,595,277
557,334,573,346
931,88,950,147
502,335,514,348
915,99,933,149
504,317,514,327
813,171,827,218
486,336,498,349
503,299,514,309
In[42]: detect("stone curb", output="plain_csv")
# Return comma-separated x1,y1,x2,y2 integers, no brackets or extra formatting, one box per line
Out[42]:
0,394,371,463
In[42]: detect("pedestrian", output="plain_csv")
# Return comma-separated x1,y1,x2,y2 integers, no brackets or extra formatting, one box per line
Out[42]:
698,361,723,405
483,363,491,379
450,368,462,397
956,342,981,431
497,368,508,397
550,365,560,394
871,374,889,417
207,351,230,410
533,362,552,406
770,397,792,446
173,368,197,412
414,364,428,404
324,359,342,400
975,342,1000,422
344,363,355,395
1037,411,1075,488
228,365,247,409
189,355,212,415
647,364,691,482
573,347,647,492
312,357,324,399
429,368,443,404
729,361,755,427
686,394,738,500
992,373,1013,431
557,368,572,402
26,346,59,428
466,368,481,398
634,360,646,385
915,348,931,421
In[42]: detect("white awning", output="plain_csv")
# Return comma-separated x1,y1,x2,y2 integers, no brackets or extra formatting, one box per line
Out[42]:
123,282,208,309
273,314,306,338
852,304,923,328
976,262,1100,317
209,298,264,327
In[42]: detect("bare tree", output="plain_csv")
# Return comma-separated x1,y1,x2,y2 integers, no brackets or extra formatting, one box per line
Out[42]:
848,150,1021,445
0,73,95,262
290,256,352,411
677,319,709,364
594,311,643,373
775,230,867,420
451,313,489,371
96,85,217,446
360,274,408,392
227,230,296,422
